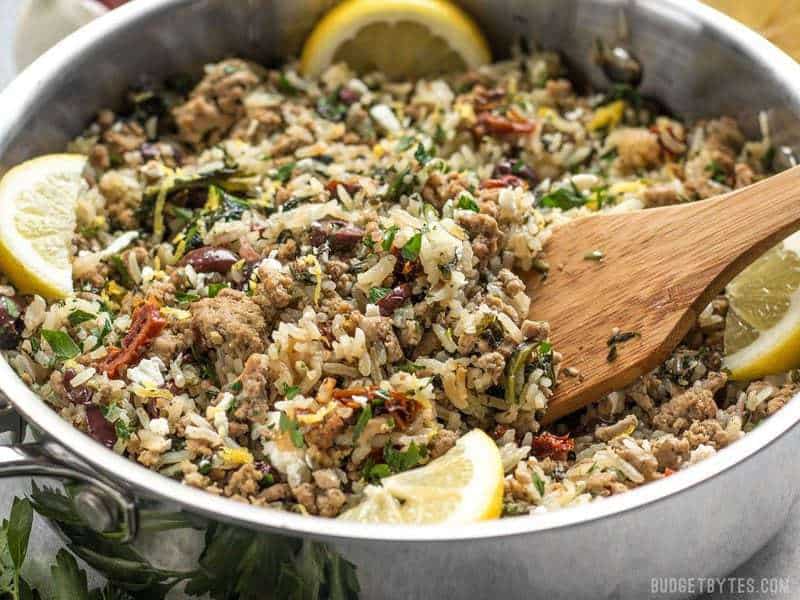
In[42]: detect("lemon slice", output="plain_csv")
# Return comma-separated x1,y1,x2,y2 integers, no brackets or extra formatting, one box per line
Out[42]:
340,429,504,524
704,0,800,61
300,0,491,79
724,232,800,379
0,154,87,299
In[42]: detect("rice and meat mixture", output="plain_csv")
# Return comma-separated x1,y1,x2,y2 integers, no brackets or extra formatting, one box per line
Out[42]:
3,52,795,518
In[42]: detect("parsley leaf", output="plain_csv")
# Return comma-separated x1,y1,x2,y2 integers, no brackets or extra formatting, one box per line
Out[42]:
457,193,479,212
538,184,586,210
41,330,81,361
0,297,19,319
365,463,391,482
275,162,295,184
109,254,133,288
67,309,96,327
705,159,728,184
207,282,227,298
352,404,372,442
50,549,91,600
7,497,33,571
175,291,200,304
279,412,305,448
316,93,348,122
396,136,415,151
401,232,422,261
384,442,426,473
381,225,398,252
277,73,297,95
414,143,432,165
532,472,546,497
368,287,392,303
385,168,413,201
283,384,300,400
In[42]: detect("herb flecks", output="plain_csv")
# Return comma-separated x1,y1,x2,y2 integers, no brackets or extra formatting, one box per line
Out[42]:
606,330,641,362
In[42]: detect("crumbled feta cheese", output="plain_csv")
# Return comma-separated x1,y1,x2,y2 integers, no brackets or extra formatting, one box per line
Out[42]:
149,417,170,436
370,104,401,132
127,357,165,387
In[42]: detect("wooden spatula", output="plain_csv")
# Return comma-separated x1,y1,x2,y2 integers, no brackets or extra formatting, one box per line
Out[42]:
528,165,800,424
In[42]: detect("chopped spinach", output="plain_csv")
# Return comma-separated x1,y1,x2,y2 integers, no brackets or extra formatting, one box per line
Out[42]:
41,330,81,361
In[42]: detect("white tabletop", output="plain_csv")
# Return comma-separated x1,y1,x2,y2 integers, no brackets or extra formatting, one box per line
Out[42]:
0,0,798,597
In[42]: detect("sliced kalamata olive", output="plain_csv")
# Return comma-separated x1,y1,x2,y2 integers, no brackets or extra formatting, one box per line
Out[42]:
492,159,537,183
377,283,412,316
86,405,117,449
330,225,365,251
0,296,23,349
181,246,239,274
63,370,93,405
309,222,330,247
339,87,361,105
310,220,364,252
140,142,159,161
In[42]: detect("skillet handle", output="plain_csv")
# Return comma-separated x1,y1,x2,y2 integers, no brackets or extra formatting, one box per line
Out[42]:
0,398,138,542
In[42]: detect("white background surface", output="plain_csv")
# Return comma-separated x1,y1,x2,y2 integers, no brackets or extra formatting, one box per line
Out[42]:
0,0,799,597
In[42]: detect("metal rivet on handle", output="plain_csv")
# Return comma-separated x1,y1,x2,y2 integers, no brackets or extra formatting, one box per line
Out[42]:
73,486,120,534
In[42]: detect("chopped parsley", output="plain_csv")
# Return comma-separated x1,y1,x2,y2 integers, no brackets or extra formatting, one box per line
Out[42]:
207,282,228,298
316,92,348,122
109,254,134,288
396,361,423,373
279,412,305,448
414,143,433,165
396,136,415,151
705,159,728,184
538,183,586,210
384,442,425,472
67,309,96,326
401,232,422,261
282,384,300,400
381,225,399,252
532,472,546,497
386,168,413,201
352,404,372,442
457,193,479,212
175,291,201,304
277,73,297,95
274,162,295,184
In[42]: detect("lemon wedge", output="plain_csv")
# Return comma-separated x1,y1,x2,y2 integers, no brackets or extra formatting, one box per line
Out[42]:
300,0,491,79
704,0,800,61
340,429,504,524
724,232,800,379
0,154,87,299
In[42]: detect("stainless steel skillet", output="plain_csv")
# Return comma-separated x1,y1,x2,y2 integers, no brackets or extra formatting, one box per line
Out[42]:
1,1,800,598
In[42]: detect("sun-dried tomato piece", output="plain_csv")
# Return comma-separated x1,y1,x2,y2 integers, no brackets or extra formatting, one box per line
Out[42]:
475,112,536,137
324,179,361,196
382,390,419,430
331,386,420,430
99,298,166,378
531,432,575,461
473,85,507,112
481,175,526,189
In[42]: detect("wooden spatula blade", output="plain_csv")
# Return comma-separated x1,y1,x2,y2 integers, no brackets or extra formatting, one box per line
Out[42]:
528,165,800,424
